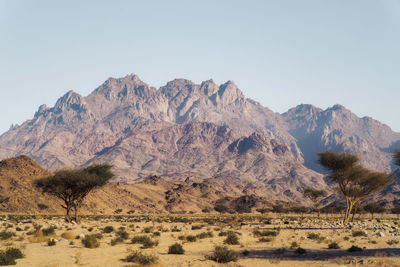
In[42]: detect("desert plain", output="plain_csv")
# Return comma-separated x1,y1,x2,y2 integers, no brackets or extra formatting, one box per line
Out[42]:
0,213,399,267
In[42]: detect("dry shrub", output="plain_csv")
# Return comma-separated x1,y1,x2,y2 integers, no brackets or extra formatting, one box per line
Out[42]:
82,235,100,248
61,231,76,240
126,251,158,265
28,230,48,243
210,246,238,263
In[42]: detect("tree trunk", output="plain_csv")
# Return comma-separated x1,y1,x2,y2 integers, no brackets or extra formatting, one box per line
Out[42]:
344,200,354,224
63,203,72,223
351,204,358,222
343,197,350,223
73,205,79,223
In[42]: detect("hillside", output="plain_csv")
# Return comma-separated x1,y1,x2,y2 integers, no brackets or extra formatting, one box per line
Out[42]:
0,73,398,204
282,104,400,173
0,156,281,214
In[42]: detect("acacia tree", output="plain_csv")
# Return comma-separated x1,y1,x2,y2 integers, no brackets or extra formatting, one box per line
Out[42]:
318,151,393,224
363,202,385,219
34,164,114,222
302,188,327,219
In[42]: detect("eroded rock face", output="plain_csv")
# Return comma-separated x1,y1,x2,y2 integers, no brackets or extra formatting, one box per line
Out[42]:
282,104,400,173
0,73,399,204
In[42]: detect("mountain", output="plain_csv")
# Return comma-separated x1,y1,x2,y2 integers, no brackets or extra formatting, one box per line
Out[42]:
282,104,400,173
0,73,399,205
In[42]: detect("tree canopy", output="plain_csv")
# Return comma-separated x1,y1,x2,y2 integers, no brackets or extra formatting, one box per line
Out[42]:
363,202,385,219
318,151,393,224
34,164,114,222
302,187,327,218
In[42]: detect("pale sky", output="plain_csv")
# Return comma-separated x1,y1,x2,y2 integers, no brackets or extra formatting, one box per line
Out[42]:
1,0,399,134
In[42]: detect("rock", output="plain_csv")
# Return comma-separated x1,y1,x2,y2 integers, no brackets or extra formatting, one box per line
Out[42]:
377,232,385,237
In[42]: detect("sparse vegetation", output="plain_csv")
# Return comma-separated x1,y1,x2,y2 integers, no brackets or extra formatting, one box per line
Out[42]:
0,231,14,240
328,242,340,249
110,237,124,246
214,204,230,214
197,231,213,239
126,251,158,265
290,241,299,249
0,211,396,266
253,229,279,237
302,187,327,218
224,231,239,245
307,232,325,242
186,235,197,242
352,230,367,237
37,203,48,210
211,246,238,263
318,151,393,224
47,239,56,246
0,248,24,266
348,245,363,252
34,164,114,222
363,202,385,219
168,243,185,254
42,226,56,236
387,239,399,246
295,247,307,255
82,235,100,248
103,226,114,233
131,235,158,248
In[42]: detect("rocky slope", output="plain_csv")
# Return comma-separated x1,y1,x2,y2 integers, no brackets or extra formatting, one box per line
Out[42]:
282,104,400,173
0,156,280,214
88,121,324,202
0,73,399,205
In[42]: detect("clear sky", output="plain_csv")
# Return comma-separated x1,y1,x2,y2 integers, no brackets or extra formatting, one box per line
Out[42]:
1,0,399,135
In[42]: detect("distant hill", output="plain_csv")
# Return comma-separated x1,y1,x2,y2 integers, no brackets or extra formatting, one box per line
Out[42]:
0,156,280,214
282,104,400,173
0,73,399,206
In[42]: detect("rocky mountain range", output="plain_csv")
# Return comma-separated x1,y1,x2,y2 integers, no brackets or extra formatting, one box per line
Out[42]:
0,73,399,205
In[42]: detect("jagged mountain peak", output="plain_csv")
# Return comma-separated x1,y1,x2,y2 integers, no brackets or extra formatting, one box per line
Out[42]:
330,104,346,110
283,104,322,117
1,73,399,206
218,80,244,102
283,102,400,173
53,90,86,113
199,79,218,96
161,78,196,98
90,73,152,100
106,73,144,84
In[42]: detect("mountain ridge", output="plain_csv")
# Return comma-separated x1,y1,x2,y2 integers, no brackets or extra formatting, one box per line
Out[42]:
0,73,399,205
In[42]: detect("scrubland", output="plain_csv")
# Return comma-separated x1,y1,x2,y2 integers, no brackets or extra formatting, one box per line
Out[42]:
0,213,399,266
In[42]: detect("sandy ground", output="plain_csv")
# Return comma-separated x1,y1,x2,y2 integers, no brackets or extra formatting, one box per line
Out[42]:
0,214,399,267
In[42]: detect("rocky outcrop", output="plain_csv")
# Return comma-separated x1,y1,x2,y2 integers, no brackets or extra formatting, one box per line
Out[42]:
0,73,399,205
282,104,400,173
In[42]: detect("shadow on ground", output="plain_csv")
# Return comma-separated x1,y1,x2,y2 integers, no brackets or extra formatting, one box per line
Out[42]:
245,248,400,261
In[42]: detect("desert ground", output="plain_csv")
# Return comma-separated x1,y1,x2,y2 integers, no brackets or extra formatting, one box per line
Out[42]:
0,213,399,267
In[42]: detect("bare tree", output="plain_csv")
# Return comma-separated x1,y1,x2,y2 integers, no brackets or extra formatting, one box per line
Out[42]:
35,164,114,222
318,151,393,224
302,188,327,219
